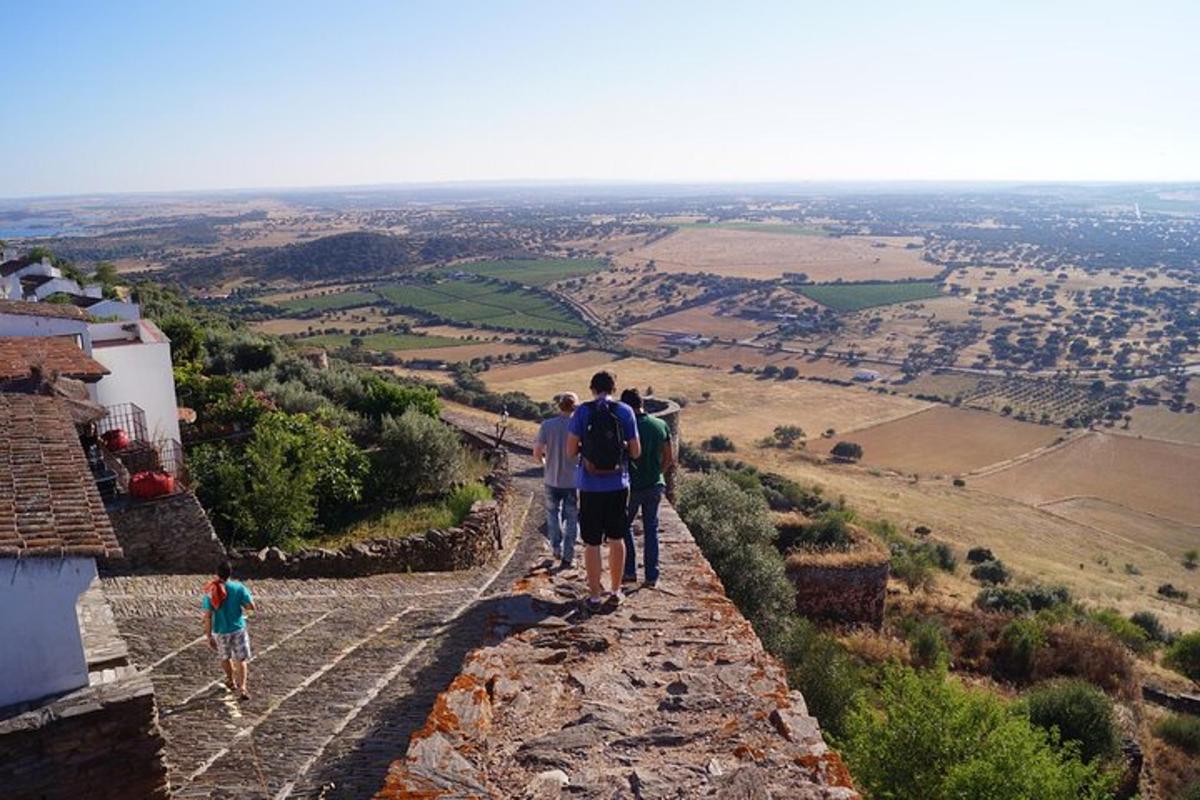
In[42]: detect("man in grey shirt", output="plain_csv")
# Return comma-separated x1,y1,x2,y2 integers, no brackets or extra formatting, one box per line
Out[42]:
534,392,579,570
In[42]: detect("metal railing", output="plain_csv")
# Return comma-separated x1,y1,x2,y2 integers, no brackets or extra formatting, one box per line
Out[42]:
97,402,149,444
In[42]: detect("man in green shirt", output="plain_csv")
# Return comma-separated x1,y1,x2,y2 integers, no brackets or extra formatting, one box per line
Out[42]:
620,388,673,586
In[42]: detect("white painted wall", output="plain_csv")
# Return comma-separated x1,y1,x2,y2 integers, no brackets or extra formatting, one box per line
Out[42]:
0,557,96,709
91,324,182,443
0,313,91,350
86,299,141,321
1,274,20,300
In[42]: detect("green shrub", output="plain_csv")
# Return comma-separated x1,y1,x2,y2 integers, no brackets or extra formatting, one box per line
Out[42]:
1023,679,1119,763
374,409,465,502
971,559,1011,585
1024,584,1072,611
1165,632,1200,682
908,620,950,669
1153,713,1200,755
1088,608,1153,654
831,440,863,461
446,482,493,523
700,433,736,453
995,618,1046,683
966,546,995,564
842,665,1112,800
1129,611,1170,644
976,587,1033,614
892,548,937,593
775,617,863,739
779,509,854,552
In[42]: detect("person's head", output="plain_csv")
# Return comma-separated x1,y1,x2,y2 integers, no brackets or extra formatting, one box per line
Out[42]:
620,387,643,412
589,370,616,397
217,561,232,581
555,391,578,415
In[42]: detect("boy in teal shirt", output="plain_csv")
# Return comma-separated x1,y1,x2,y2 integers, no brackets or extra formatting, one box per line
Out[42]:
202,561,256,700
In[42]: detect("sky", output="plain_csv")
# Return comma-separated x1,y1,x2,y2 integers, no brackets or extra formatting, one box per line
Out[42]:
1,0,1198,197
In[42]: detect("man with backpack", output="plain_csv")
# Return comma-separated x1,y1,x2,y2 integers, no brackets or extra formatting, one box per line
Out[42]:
567,370,641,611
619,388,673,587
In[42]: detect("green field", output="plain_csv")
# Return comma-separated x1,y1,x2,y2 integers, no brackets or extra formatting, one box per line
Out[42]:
797,281,943,311
377,279,588,335
440,258,607,286
275,290,378,313
303,332,467,351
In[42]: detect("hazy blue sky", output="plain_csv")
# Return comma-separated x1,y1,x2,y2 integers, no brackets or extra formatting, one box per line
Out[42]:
2,0,1197,196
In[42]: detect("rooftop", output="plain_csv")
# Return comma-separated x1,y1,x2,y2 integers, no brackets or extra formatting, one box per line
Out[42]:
0,394,122,560
0,298,90,322
0,256,38,277
0,337,110,383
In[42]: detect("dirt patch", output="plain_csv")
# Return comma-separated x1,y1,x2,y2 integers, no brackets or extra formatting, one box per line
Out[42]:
973,432,1200,526
616,228,937,281
632,302,775,340
844,406,1063,476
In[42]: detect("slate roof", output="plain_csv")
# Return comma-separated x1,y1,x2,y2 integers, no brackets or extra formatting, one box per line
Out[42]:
0,394,122,559
0,337,110,383
0,256,38,277
0,298,90,321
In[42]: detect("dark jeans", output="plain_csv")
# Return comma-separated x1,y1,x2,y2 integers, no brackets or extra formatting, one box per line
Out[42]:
623,485,664,582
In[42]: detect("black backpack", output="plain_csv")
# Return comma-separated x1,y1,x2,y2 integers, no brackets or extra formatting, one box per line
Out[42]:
580,400,623,473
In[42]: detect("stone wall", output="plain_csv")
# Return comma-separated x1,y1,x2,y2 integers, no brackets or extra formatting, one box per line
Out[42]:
229,449,513,579
0,671,170,800
104,489,227,574
375,503,858,799
786,530,889,629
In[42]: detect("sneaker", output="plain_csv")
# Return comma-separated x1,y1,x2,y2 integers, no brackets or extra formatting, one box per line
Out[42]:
609,589,625,606
585,596,604,613
621,573,638,584
559,559,572,571
552,548,562,560
644,577,659,588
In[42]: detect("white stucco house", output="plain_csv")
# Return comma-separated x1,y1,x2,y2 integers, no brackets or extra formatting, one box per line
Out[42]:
0,393,124,710
90,319,182,444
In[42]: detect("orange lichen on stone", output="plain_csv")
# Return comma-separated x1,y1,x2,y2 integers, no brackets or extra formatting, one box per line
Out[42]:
733,743,765,762
796,752,857,789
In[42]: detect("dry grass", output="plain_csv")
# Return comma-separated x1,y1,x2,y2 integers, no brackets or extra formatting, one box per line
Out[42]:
486,356,929,451
841,406,1063,476
481,350,617,385
631,302,775,340
616,228,937,281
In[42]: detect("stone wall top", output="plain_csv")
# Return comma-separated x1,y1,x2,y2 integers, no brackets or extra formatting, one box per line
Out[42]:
376,502,858,799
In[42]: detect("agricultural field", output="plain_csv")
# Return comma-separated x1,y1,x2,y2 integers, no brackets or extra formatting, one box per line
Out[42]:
1122,405,1200,446
972,432,1200,527
797,281,943,311
439,257,607,286
375,279,588,335
302,331,467,351
838,405,1064,476
676,221,829,236
274,289,378,313
486,356,929,450
630,301,776,340
481,350,616,384
665,342,883,381
614,226,938,281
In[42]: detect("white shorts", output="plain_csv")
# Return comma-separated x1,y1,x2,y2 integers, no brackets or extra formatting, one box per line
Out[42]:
214,628,252,662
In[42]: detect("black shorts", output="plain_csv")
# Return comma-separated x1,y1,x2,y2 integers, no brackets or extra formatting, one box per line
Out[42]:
579,489,630,546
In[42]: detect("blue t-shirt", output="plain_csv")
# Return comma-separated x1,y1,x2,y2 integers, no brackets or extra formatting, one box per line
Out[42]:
202,580,253,635
568,398,639,492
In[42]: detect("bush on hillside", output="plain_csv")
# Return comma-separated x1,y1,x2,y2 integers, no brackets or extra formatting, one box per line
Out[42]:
1165,632,1200,683
907,619,950,669
976,587,1034,614
1154,714,1200,755
967,546,995,564
1089,608,1153,654
994,618,1046,683
1023,679,1120,763
891,548,937,594
1130,610,1171,644
842,665,1112,800
373,409,465,503
700,433,736,453
831,441,864,461
971,559,1012,585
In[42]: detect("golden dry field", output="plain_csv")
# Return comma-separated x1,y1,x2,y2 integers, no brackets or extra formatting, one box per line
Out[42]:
482,350,618,385
630,302,775,340
402,342,536,361
615,227,938,281
486,356,929,449
841,406,1065,476
972,431,1200,527
669,343,884,380
1122,406,1200,446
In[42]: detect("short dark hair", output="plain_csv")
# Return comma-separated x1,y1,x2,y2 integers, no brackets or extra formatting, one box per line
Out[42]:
589,370,616,394
217,561,232,580
620,387,642,411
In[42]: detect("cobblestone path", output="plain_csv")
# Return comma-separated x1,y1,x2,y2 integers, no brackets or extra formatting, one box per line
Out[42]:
102,459,546,800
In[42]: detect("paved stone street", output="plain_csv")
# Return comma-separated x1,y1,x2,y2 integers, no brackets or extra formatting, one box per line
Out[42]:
102,459,545,800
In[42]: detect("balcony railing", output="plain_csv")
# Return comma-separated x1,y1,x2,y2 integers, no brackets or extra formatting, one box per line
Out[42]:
97,402,149,444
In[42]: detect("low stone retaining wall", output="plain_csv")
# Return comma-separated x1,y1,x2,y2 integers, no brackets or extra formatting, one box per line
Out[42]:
786,528,889,629
1143,685,1200,716
375,503,858,799
104,489,227,574
230,449,513,579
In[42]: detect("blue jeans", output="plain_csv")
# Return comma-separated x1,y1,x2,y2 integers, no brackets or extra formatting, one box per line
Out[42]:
544,486,578,562
624,485,664,582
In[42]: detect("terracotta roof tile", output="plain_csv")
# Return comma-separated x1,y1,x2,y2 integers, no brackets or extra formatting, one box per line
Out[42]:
0,394,121,559
0,337,110,383
0,299,89,321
